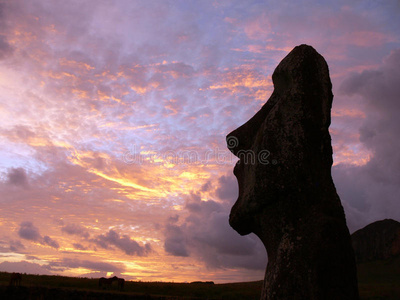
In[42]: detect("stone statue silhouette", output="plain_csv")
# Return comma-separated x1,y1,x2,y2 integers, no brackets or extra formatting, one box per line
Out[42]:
117,277,125,290
9,272,22,286
99,276,118,289
227,45,359,300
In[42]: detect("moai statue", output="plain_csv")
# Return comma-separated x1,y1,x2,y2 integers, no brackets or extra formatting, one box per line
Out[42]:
227,45,359,300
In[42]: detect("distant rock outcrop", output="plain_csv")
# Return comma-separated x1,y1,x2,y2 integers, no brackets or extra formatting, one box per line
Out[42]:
227,45,359,300
352,219,400,263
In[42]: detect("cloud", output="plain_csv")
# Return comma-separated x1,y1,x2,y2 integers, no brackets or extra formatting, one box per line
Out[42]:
0,261,53,275
334,48,400,231
6,168,28,187
0,3,13,60
33,257,126,277
18,222,59,249
92,229,151,256
163,190,267,271
0,36,13,60
72,243,87,250
215,175,238,202
9,240,25,252
43,236,59,249
0,0,398,283
54,258,124,273
18,222,41,241
164,216,189,257
61,224,90,238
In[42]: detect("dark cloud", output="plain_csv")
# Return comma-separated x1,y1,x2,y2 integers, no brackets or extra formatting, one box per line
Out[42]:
186,193,222,215
0,240,9,252
194,212,257,256
9,240,25,252
0,261,53,275
200,180,212,192
25,255,40,260
164,217,189,257
61,224,90,238
18,222,59,249
92,229,151,256
43,236,60,249
18,222,41,241
187,207,267,270
72,243,87,250
0,36,13,59
163,192,267,270
215,174,238,202
6,168,28,187
334,48,400,232
0,3,14,59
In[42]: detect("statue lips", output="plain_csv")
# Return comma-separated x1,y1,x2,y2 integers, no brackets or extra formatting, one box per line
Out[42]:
233,159,241,177
230,160,243,229
229,157,254,236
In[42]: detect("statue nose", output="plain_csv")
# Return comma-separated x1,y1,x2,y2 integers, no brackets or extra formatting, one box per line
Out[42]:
226,134,240,154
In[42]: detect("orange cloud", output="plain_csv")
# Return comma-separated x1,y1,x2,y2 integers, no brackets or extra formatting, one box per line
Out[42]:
88,168,160,195
59,58,95,71
208,69,272,101
332,109,366,118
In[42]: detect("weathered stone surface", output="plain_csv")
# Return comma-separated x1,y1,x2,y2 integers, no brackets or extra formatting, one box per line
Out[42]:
226,45,359,300
352,219,400,263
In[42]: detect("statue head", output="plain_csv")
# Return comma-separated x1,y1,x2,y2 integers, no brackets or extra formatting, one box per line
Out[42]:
226,45,334,237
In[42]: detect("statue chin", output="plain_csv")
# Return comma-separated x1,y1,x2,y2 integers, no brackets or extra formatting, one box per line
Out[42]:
229,190,255,236
229,208,253,236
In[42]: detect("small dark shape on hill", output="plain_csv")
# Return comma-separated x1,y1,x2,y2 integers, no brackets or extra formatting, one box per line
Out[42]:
352,219,400,263
190,281,214,285
9,272,22,286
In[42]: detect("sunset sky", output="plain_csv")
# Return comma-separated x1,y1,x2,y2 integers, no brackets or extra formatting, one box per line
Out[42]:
0,0,399,283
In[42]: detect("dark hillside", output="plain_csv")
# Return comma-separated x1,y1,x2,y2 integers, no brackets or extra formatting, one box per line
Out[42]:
352,219,400,263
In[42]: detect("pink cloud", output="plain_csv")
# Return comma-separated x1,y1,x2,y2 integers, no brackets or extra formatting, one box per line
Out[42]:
243,13,272,40
336,31,397,47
